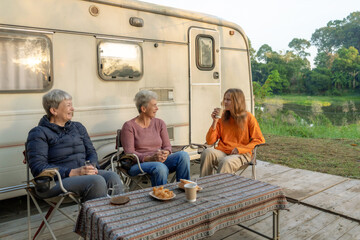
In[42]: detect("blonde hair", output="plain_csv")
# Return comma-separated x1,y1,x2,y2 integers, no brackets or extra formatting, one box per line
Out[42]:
223,88,247,129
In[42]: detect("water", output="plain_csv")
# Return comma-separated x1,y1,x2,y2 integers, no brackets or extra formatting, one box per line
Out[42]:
260,100,360,126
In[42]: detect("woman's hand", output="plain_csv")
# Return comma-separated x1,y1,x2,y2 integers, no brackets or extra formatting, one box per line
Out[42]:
211,108,220,121
69,165,98,177
153,150,169,163
145,150,170,163
210,108,220,129
230,148,239,155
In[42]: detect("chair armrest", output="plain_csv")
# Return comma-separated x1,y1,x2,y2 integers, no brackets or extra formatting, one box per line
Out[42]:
252,143,267,152
33,169,68,194
181,143,209,154
250,143,267,165
119,153,145,174
130,154,146,174
36,168,58,178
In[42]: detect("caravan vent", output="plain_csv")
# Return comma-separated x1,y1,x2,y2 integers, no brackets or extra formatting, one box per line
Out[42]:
148,89,174,102
167,127,174,141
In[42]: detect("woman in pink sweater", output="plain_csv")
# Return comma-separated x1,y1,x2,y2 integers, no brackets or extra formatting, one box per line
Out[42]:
200,88,265,176
121,90,190,186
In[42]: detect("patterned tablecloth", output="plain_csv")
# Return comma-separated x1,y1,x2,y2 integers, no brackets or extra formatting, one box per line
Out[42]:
75,173,288,240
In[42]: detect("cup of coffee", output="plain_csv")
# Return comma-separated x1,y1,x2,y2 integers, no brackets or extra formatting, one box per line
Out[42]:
184,183,197,202
215,107,223,119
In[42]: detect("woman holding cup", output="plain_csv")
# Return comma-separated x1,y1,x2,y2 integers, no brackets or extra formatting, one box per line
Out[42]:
26,89,125,202
200,88,265,176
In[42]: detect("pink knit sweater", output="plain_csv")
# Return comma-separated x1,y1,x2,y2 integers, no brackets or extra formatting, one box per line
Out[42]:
121,117,172,162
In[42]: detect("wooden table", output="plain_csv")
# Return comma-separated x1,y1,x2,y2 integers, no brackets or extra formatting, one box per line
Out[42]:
75,174,288,240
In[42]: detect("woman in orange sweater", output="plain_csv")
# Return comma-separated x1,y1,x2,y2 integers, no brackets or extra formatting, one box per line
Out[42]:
200,88,265,176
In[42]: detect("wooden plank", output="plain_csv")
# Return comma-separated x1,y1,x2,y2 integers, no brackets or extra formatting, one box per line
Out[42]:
242,204,323,240
282,212,338,239
338,224,360,240
306,217,358,240
259,168,347,201
303,179,360,221
0,205,79,240
240,160,293,180
235,204,358,240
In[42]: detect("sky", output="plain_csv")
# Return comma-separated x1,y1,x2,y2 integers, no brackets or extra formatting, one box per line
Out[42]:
140,0,360,66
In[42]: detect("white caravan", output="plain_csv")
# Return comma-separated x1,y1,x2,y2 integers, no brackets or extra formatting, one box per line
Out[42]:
0,0,254,199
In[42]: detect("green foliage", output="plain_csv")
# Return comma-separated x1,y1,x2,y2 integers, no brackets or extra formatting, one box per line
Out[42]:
311,11,360,53
303,67,332,94
288,38,311,58
264,70,289,94
256,44,273,62
251,11,360,96
331,46,360,89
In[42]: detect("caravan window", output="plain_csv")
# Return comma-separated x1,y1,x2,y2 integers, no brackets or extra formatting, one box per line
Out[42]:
196,35,214,70
98,41,143,81
0,31,52,92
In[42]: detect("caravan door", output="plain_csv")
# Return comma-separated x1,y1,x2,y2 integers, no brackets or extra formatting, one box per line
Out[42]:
189,28,221,144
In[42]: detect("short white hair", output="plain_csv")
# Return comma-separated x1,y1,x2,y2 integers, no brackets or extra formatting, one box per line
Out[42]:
134,90,157,113
42,89,72,118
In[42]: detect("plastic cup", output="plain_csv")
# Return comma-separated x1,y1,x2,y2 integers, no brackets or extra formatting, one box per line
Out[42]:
184,183,197,202
109,184,127,196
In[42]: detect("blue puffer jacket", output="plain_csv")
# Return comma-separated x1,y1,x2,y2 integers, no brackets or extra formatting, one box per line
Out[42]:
26,115,98,179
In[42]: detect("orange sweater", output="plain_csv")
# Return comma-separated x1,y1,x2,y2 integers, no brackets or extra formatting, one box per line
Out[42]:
206,112,265,155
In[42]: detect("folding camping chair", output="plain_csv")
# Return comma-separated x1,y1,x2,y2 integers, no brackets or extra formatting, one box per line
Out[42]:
193,142,266,180
24,145,82,240
236,143,266,179
100,129,152,191
100,129,184,191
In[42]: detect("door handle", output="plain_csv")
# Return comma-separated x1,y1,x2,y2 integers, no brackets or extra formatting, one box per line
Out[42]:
213,72,219,79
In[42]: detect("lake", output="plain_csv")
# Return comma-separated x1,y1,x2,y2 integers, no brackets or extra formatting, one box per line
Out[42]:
260,99,360,126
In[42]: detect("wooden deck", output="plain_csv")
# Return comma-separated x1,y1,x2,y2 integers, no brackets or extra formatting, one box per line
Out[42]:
1,160,360,240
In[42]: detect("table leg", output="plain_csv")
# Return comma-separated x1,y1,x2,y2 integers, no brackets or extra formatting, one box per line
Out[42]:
272,210,280,240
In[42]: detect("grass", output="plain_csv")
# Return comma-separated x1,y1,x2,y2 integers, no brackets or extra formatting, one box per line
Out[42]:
257,134,360,179
255,94,360,178
263,94,360,106
259,121,360,139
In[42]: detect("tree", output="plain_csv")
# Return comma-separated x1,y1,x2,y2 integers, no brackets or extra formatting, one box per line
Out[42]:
331,46,360,89
311,12,360,53
256,44,273,63
288,38,311,58
263,70,289,95
303,68,332,94
314,51,335,69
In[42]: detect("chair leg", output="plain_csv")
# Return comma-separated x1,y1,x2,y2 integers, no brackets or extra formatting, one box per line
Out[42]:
28,193,57,240
170,173,176,183
33,206,55,240
252,164,256,180
27,189,32,240
35,198,66,239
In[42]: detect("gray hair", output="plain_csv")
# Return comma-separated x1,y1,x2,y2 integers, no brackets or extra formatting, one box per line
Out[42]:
134,90,157,113
42,89,72,118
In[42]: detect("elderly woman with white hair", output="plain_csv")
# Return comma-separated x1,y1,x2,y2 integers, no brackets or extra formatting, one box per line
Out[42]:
121,90,190,186
26,89,125,202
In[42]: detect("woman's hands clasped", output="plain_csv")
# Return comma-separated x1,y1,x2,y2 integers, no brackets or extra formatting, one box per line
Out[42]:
69,162,98,177
145,149,170,163
230,148,239,155
153,150,170,162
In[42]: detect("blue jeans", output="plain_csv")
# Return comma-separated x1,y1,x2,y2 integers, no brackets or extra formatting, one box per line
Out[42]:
128,151,190,186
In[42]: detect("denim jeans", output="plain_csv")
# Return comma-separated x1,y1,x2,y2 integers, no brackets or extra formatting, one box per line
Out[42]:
37,170,124,202
128,151,190,186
